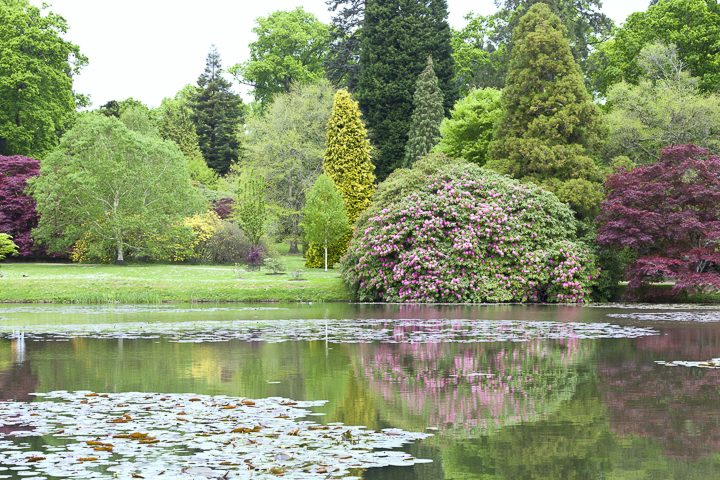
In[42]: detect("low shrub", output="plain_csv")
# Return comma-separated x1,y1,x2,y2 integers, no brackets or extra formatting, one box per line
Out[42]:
342,163,597,303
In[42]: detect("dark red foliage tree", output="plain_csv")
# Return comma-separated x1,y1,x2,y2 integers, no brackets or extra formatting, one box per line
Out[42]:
212,197,234,220
0,155,40,256
597,145,720,294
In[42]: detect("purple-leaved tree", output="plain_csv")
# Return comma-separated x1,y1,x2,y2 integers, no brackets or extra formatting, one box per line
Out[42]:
597,145,720,295
0,155,41,256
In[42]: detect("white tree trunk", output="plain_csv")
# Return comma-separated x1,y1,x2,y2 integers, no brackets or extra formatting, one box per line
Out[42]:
324,238,328,272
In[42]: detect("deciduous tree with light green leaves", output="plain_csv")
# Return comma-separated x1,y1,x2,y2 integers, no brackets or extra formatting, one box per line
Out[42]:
234,170,266,247
232,8,330,107
404,57,446,167
244,80,335,254
0,233,18,262
0,0,87,158
30,114,205,263
436,88,503,166
303,174,349,271
487,3,606,221
306,89,374,267
604,43,720,164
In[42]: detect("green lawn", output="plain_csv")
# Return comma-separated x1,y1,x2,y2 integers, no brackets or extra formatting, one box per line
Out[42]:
0,255,350,304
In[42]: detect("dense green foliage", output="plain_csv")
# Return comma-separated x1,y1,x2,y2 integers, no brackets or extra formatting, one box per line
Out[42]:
604,44,720,164
0,233,18,262
234,170,266,247
452,0,613,91
156,88,218,188
244,80,335,254
436,88,503,166
306,89,374,267
233,8,330,107
191,47,243,175
357,0,455,179
325,0,363,90
488,3,606,220
589,0,720,95
343,161,597,303
404,57,446,167
0,0,86,158
31,114,204,263
303,175,349,271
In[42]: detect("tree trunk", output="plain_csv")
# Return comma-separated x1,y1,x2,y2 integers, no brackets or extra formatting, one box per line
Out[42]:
324,241,328,272
116,240,125,265
289,239,300,254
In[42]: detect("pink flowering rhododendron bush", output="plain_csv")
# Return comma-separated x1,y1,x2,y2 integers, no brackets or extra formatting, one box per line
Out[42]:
342,164,597,303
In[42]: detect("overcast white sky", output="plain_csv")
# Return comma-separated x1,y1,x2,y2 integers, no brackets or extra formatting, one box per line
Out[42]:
30,0,650,107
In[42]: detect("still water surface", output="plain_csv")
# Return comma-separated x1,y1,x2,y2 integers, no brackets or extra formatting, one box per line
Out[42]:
1,303,720,479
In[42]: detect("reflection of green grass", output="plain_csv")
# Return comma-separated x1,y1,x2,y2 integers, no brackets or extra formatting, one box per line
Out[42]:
0,256,349,304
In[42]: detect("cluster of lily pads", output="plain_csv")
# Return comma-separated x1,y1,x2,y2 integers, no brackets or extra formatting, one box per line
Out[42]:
607,311,720,323
0,390,432,479
0,318,657,344
655,358,720,369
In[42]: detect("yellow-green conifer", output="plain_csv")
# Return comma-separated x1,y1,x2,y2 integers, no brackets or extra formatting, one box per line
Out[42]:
306,89,375,268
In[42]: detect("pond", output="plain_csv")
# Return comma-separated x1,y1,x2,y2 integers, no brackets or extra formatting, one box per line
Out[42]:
1,303,720,479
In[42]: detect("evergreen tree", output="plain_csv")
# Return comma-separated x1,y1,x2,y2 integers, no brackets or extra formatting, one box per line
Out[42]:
357,0,456,180
325,0,364,90
191,46,243,175
303,174,349,271
487,3,606,220
404,57,445,167
306,89,374,268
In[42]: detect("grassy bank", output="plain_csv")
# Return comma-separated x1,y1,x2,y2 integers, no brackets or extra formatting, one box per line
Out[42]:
0,256,351,304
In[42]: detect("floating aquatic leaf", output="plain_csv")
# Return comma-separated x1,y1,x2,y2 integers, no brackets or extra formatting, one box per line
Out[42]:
655,358,720,369
608,311,720,323
0,391,432,479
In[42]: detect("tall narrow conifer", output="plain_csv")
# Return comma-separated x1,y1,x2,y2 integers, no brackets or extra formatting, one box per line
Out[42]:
404,57,445,167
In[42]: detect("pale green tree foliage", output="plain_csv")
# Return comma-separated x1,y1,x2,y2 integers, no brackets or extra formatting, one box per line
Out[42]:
605,43,720,164
303,174,349,271
244,80,335,253
0,0,87,158
436,88,503,166
232,8,330,107
234,170,266,247
31,114,205,263
156,88,218,188
0,233,18,261
404,57,446,167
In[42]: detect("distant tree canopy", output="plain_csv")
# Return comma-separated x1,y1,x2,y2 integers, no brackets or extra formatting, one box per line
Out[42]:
488,3,606,220
191,47,243,175
244,80,335,253
0,0,86,158
325,0,364,91
357,0,456,180
589,0,720,95
604,43,720,165
232,8,330,107
31,114,205,263
452,0,613,91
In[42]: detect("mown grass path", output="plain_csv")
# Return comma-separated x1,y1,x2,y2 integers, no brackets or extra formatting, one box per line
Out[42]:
0,256,350,304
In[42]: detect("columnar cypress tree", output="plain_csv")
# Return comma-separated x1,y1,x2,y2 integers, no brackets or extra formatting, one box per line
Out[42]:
191,46,243,175
357,0,455,180
404,56,445,167
487,3,606,220
306,89,375,268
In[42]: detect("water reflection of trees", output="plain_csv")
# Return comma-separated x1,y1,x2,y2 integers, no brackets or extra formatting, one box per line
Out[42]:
0,339,37,402
356,330,595,436
599,326,720,460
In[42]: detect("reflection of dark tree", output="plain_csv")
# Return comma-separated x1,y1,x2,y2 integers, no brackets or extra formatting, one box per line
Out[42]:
599,327,720,460
0,341,37,402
